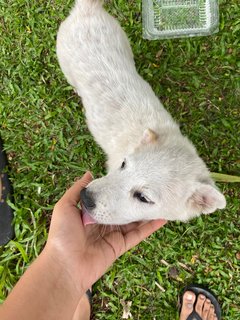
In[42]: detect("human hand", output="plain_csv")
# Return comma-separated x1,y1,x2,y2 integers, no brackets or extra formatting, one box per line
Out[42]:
44,172,167,292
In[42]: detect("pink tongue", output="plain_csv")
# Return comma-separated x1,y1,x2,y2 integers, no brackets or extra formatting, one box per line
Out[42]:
82,206,96,226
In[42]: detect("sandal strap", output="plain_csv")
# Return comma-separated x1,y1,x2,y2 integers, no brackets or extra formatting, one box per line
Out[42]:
187,311,203,320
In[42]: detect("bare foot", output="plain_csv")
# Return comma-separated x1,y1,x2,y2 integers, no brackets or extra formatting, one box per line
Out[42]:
180,291,218,320
72,291,91,320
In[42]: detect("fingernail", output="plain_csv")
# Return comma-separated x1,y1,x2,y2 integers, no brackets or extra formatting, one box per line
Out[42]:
199,294,205,300
87,171,94,179
82,171,93,180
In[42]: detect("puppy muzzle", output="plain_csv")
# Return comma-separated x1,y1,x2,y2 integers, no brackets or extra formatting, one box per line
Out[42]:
80,188,96,210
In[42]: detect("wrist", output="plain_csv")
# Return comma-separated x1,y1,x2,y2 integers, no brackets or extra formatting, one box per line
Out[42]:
43,241,96,293
40,247,85,297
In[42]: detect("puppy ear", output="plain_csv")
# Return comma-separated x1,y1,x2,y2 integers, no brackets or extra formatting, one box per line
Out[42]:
141,129,158,145
187,184,226,214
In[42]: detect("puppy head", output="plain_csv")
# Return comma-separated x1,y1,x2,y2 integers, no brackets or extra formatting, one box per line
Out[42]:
81,129,226,225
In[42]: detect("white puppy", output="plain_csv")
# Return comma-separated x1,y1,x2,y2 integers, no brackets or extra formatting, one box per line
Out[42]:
56,0,226,225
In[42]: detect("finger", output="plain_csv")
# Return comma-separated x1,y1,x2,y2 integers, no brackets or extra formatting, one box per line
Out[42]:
123,219,167,252
120,221,153,235
88,223,142,238
59,171,93,206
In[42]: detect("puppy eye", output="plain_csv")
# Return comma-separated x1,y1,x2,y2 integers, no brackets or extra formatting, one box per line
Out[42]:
133,191,152,204
120,159,126,169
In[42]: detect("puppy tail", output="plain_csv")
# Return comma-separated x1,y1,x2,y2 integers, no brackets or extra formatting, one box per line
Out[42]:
74,0,103,13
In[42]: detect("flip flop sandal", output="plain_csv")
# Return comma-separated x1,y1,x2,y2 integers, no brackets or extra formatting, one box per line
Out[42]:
0,137,14,246
180,284,221,320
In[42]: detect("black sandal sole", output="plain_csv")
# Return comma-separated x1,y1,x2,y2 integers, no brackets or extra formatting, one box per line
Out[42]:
0,137,14,245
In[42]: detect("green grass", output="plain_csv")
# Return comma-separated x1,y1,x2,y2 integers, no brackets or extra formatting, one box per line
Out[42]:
0,0,239,319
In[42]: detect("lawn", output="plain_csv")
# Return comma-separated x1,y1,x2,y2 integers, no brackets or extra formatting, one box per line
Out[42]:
0,0,239,319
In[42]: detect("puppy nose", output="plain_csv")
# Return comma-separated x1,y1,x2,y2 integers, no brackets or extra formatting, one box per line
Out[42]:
80,188,96,210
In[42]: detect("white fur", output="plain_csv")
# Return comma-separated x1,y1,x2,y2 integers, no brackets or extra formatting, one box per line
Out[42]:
56,0,226,225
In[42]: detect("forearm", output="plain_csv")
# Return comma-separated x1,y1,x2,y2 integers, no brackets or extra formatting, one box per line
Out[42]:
0,250,84,320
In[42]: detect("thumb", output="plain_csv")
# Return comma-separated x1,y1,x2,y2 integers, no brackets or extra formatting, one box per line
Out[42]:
60,171,93,206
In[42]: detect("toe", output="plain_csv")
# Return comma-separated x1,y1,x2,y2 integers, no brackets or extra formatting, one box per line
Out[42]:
180,291,196,320
195,294,206,316
209,313,216,320
208,305,217,320
202,298,212,320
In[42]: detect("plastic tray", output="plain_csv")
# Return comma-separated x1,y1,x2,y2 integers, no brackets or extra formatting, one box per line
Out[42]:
142,0,219,39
